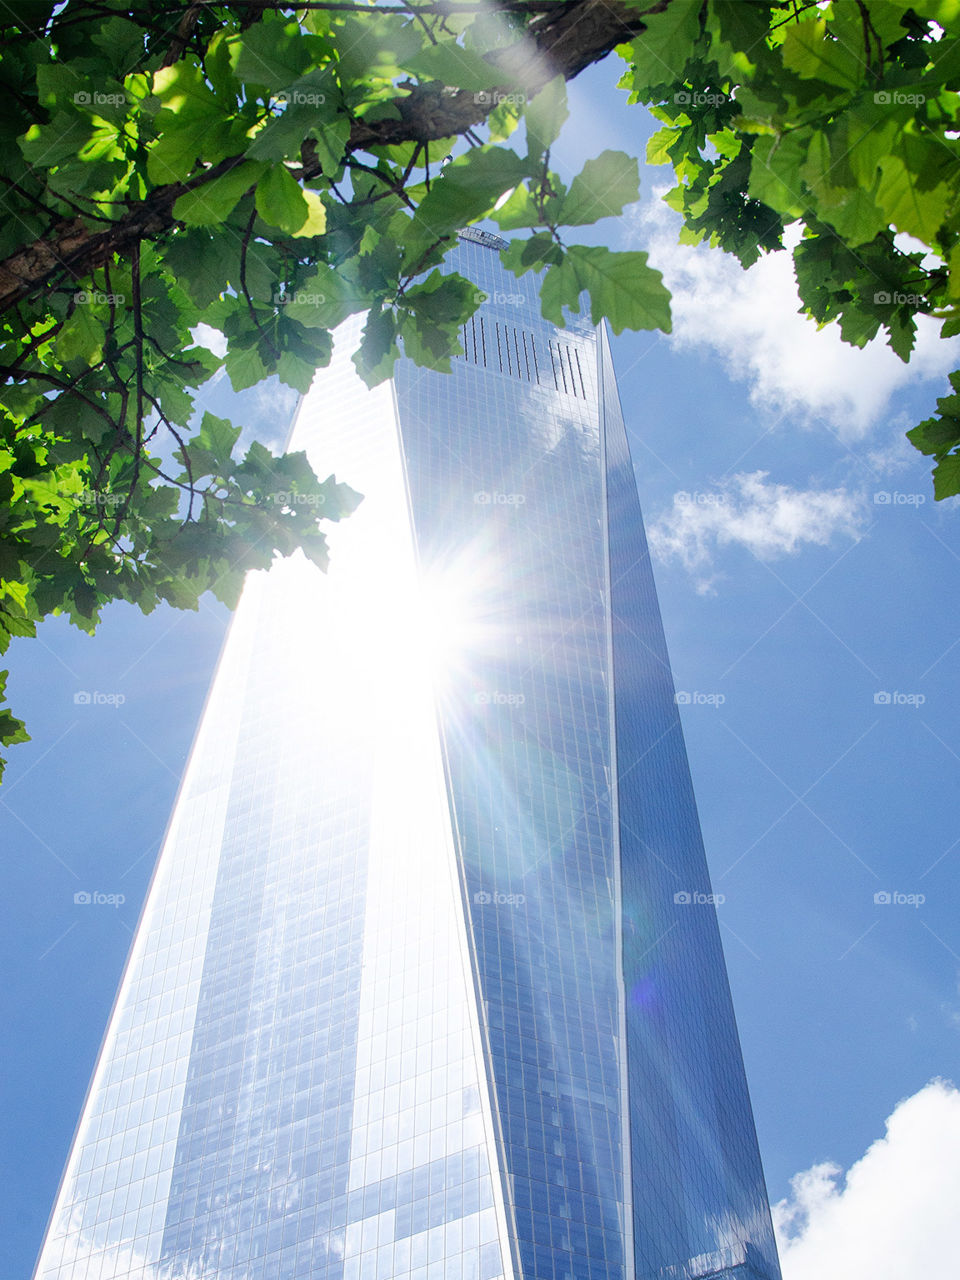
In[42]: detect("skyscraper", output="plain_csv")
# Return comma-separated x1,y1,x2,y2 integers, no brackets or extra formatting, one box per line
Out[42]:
34,230,782,1280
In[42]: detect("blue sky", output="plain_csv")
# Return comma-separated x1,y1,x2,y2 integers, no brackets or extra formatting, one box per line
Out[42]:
4,59,960,1280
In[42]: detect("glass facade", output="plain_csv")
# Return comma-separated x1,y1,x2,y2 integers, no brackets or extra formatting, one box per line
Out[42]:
33,234,781,1280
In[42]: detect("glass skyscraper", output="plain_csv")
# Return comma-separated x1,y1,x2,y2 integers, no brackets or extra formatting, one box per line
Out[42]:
33,231,782,1280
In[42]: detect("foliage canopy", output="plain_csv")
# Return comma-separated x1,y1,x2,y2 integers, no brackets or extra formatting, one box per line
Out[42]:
1,0,959,774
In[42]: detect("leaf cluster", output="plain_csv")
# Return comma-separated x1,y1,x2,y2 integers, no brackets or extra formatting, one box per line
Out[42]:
619,0,960,493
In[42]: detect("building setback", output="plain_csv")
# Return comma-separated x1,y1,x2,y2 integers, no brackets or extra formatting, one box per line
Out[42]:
34,231,782,1280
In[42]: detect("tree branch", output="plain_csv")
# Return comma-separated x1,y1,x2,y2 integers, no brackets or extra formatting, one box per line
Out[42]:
0,0,645,317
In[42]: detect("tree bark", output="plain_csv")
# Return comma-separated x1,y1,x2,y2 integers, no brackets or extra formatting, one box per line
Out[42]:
0,0,650,315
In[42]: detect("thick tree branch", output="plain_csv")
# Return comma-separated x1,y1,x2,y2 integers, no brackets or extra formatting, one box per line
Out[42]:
0,0,646,317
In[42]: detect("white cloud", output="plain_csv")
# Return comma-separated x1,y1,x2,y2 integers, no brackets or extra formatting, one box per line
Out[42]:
190,322,227,359
628,200,959,439
648,471,865,590
774,1079,960,1280
240,379,300,453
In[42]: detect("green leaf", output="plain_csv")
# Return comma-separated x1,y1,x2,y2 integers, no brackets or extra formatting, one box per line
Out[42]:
646,126,677,168
0,667,30,782
255,166,326,236
560,151,641,225
524,76,568,158
197,412,242,470
502,233,563,276
620,0,703,92
316,476,364,522
781,18,865,90
164,230,238,307
907,415,960,457
490,183,542,230
332,14,426,85
488,94,524,142
747,134,808,218
875,153,953,244
173,162,264,227
282,265,363,329
277,349,317,394
932,453,960,500
540,253,583,326
293,188,328,238
400,269,478,371
542,246,672,335
235,18,315,88
247,81,346,173
73,580,98,618
948,243,960,302
307,117,351,176
20,113,91,169
352,308,399,387
411,147,528,246
402,38,507,91
57,307,106,365
225,343,270,392
147,115,238,184
152,60,219,112
249,103,316,161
